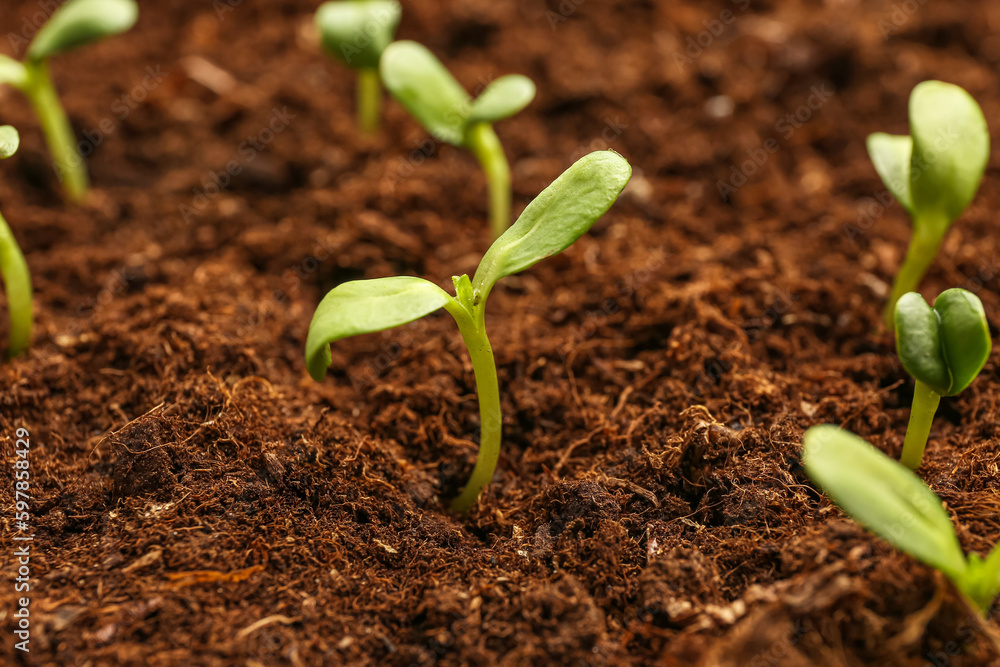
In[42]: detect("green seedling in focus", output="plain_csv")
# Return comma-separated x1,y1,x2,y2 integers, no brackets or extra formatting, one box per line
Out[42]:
867,81,989,328
803,425,1000,613
0,126,33,357
0,0,138,202
315,0,401,134
305,151,631,512
380,40,536,238
894,288,991,469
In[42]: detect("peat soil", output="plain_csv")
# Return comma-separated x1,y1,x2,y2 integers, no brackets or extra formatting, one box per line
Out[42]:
3,0,1000,665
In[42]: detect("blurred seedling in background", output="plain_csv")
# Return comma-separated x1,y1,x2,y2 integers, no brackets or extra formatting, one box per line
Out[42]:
305,151,631,512
894,288,991,469
867,81,989,328
0,126,32,358
380,40,536,239
0,0,138,202
803,425,1000,613
315,0,401,134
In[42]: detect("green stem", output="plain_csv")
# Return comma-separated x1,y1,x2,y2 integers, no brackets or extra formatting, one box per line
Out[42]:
0,211,32,358
884,226,943,329
445,296,502,513
900,380,942,469
357,68,381,134
22,60,88,203
465,122,511,239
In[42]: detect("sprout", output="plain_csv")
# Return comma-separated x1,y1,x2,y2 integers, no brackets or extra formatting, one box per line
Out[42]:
380,40,536,238
0,126,33,358
0,0,138,202
305,151,631,512
894,288,991,469
315,0,401,134
867,81,989,328
803,425,1000,612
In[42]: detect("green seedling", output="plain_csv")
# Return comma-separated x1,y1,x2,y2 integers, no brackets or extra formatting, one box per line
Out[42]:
315,0,401,134
867,81,989,328
380,40,536,238
894,288,991,469
0,0,138,202
803,425,1000,612
306,151,631,512
0,126,33,357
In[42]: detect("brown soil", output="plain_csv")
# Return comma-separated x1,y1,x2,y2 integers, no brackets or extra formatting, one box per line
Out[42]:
3,0,1000,665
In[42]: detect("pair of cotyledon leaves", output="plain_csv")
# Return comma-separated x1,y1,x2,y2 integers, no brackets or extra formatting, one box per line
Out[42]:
867,80,989,236
380,41,536,146
894,289,991,397
804,425,1000,610
305,150,632,381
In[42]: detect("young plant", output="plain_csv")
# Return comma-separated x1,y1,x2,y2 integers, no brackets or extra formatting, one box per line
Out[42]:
803,425,1000,613
867,81,989,328
380,40,536,239
894,288,991,469
315,0,401,134
0,126,33,358
305,151,631,512
0,0,138,202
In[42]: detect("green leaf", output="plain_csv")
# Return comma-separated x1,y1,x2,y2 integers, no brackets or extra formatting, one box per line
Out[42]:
380,41,471,146
802,425,967,583
895,292,950,395
316,0,401,70
908,81,989,236
866,132,914,215
472,151,631,300
27,0,138,62
0,55,28,89
466,74,536,125
305,276,453,381
934,288,991,396
0,126,20,159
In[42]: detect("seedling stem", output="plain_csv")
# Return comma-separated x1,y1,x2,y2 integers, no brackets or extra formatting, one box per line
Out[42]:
466,122,511,238
885,221,944,328
357,67,381,134
900,380,941,469
22,60,88,202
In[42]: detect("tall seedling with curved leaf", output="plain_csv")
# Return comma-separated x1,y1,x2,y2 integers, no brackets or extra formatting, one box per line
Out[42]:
867,81,989,327
315,0,401,133
306,151,631,512
0,127,33,357
380,40,536,238
894,288,991,469
803,425,1000,612
0,0,138,202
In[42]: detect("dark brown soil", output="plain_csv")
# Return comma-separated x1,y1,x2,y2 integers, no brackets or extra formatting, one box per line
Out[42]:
3,0,1000,664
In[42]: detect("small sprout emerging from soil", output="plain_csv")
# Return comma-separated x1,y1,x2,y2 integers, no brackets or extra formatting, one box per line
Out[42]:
867,81,989,327
894,288,991,469
803,425,1000,613
380,40,536,238
0,0,139,202
0,126,33,358
305,151,631,512
315,0,401,134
